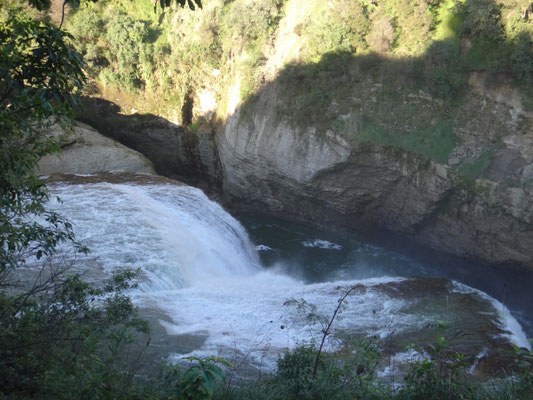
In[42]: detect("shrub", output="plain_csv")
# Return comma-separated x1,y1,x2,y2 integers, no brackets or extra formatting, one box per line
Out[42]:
106,14,148,68
301,0,370,61
0,268,150,398
512,32,533,85
69,5,103,44
455,0,504,41
397,334,477,400
386,0,434,55
424,40,466,98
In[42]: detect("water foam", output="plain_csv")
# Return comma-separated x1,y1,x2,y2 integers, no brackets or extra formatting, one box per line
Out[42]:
48,182,260,289
452,281,531,350
44,181,531,370
302,239,343,250
158,275,414,369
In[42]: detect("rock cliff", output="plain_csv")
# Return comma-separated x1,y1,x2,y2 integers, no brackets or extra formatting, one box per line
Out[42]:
75,0,533,269
215,76,533,268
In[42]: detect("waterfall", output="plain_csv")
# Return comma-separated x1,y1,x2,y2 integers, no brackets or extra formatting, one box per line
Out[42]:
45,179,531,370
48,182,261,289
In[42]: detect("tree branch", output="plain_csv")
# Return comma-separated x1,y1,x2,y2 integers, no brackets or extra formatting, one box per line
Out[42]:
58,0,68,30
311,285,357,380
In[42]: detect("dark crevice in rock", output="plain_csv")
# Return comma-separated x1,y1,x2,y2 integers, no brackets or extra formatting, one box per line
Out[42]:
181,89,194,126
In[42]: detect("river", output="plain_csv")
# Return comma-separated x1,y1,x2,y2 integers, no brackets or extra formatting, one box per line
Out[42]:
31,175,532,378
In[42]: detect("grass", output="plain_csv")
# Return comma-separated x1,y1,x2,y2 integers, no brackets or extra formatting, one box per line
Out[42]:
355,119,455,164
459,147,497,182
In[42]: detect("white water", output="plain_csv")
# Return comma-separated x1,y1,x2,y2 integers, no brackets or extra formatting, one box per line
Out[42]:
302,239,343,250
45,181,530,370
452,281,530,350
48,183,260,289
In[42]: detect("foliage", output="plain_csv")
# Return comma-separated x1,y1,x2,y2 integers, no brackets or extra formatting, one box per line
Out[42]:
103,12,153,90
155,0,203,12
397,334,477,400
0,267,152,399
509,339,533,397
387,0,434,55
173,356,232,400
511,32,533,85
424,39,465,98
455,0,504,41
216,342,385,400
299,0,370,61
0,5,87,271
215,331,533,400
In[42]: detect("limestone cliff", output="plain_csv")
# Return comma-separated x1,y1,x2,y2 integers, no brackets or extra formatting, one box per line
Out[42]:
213,0,533,267
75,0,533,269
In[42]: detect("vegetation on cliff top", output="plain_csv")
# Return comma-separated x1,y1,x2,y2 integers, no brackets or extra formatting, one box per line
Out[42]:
65,0,533,166
66,0,533,103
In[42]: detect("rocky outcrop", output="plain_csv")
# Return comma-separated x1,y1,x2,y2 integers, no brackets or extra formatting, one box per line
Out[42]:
75,98,221,189
37,122,155,176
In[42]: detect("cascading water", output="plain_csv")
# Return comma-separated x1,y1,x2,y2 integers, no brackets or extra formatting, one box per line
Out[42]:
42,177,531,373
48,182,260,288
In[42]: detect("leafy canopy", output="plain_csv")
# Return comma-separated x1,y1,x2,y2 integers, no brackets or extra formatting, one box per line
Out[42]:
0,5,87,272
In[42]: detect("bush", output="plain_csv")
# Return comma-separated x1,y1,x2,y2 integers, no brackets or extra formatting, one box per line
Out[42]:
512,32,533,85
398,337,477,400
0,268,150,398
70,5,103,44
455,0,504,41
104,13,152,89
424,40,466,98
219,0,284,49
386,0,434,55
300,0,370,61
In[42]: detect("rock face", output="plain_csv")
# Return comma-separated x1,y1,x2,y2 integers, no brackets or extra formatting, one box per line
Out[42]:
80,82,533,269
75,98,220,189
75,1,533,270
37,122,155,176
215,79,533,269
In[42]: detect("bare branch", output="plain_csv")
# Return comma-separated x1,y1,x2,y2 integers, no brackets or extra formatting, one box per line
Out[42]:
58,0,68,30
311,285,357,380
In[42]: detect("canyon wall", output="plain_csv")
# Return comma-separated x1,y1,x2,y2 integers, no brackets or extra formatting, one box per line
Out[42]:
76,0,533,268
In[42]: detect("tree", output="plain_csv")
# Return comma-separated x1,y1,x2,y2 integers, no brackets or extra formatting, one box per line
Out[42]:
0,2,87,273
0,3,155,397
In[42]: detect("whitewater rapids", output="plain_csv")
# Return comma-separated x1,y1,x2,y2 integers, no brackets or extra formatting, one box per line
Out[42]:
41,178,530,370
